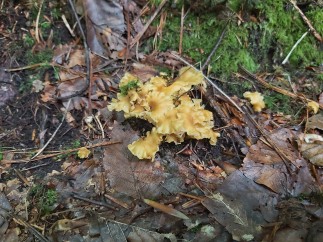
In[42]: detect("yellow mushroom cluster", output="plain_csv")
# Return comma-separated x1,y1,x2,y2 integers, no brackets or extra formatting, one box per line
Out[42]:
243,91,265,112
108,67,220,160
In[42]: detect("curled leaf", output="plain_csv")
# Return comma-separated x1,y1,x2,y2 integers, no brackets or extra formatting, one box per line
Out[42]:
144,198,190,220
299,134,323,166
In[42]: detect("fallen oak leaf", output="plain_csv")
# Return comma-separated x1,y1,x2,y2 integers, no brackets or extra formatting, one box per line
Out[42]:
143,198,190,220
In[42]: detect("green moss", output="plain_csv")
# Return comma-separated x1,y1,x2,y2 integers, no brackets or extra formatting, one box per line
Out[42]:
158,13,257,77
250,1,322,66
120,80,140,96
297,191,323,206
263,91,303,116
25,49,53,65
155,0,321,83
29,185,58,215
23,34,35,48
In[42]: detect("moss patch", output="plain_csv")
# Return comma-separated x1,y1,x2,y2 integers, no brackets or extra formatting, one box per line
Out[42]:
154,0,322,82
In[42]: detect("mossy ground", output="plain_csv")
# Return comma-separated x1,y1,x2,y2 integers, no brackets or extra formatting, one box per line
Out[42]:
148,0,322,114
28,184,58,215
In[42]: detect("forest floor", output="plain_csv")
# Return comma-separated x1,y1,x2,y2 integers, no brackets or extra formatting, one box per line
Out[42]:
0,0,322,241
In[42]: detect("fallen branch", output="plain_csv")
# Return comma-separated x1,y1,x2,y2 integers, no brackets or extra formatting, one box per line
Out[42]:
289,0,322,43
130,0,167,48
35,0,44,43
11,214,50,242
1,140,121,164
202,21,229,71
239,66,323,110
30,99,71,160
282,31,309,65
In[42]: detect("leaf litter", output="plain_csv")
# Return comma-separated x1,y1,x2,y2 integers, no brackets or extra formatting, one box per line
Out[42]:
0,0,323,241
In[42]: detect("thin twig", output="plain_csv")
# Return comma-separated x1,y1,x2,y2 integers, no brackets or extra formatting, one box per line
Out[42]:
30,99,71,160
11,214,50,242
61,14,75,37
21,162,51,171
242,106,294,173
35,0,44,43
289,0,322,42
124,2,131,69
130,0,168,48
202,22,228,70
239,66,323,110
72,193,117,210
14,169,30,186
282,30,309,65
171,52,244,114
179,5,184,55
4,63,49,71
2,140,121,164
104,194,130,209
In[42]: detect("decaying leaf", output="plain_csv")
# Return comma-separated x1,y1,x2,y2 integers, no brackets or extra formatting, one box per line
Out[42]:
143,198,190,220
0,68,17,107
77,147,91,159
83,0,126,57
94,217,177,242
242,128,315,195
201,170,279,241
0,193,12,236
202,192,262,241
50,218,88,232
299,134,323,166
243,91,265,112
307,112,323,130
103,122,168,198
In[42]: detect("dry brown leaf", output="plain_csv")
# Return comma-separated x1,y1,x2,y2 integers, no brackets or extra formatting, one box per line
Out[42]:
131,63,158,82
319,92,323,106
143,199,190,220
57,78,108,110
103,122,167,198
300,140,323,166
202,191,262,241
67,49,85,68
307,113,323,130
83,0,126,57
40,81,56,102
242,128,315,195
52,44,72,65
